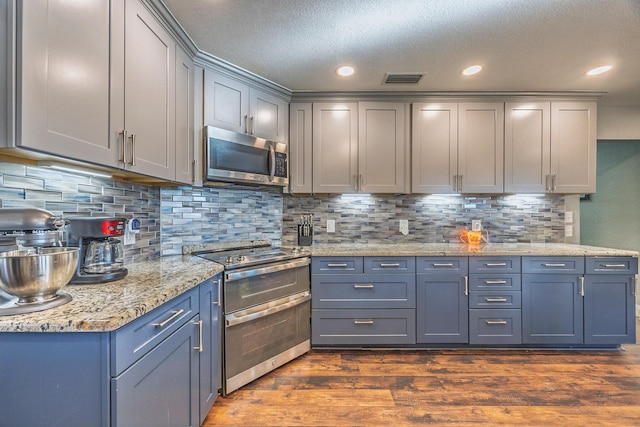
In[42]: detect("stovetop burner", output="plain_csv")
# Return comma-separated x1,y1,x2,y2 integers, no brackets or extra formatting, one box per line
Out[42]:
195,245,310,270
0,292,72,316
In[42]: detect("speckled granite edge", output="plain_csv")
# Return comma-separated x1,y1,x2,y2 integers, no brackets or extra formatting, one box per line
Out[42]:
182,239,272,255
306,243,640,257
0,256,224,333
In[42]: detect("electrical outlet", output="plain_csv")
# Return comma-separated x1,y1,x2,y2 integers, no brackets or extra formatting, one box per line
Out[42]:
471,220,482,231
326,219,335,233
565,211,573,224
399,219,409,236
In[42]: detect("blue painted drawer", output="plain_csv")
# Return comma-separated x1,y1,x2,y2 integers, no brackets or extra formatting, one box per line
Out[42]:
111,286,199,376
469,291,522,309
416,256,468,274
364,257,415,274
312,274,416,309
585,257,638,275
312,309,416,345
312,257,363,274
469,309,522,345
469,274,521,291
469,256,521,273
522,257,584,274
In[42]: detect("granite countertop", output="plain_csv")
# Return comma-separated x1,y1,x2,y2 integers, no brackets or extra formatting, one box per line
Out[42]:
0,256,224,333
307,243,639,257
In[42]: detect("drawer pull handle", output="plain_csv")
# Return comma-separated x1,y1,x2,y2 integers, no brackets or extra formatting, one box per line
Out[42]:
433,263,454,267
485,320,508,325
485,280,507,285
354,320,374,325
486,263,507,267
485,297,508,303
542,263,566,267
154,309,184,328
632,277,636,296
194,320,203,352
380,263,401,267
603,264,626,268
327,263,348,267
354,284,374,289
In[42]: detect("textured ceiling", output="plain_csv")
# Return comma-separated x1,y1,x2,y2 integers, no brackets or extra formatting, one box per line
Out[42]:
162,0,640,107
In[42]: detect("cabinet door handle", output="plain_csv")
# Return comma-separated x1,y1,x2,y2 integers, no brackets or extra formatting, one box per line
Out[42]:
458,175,463,192
579,276,585,297
354,284,374,289
353,174,357,192
244,114,249,133
542,263,566,267
380,263,401,267
354,320,374,325
250,115,255,134
453,175,457,192
485,280,507,285
486,320,508,325
485,297,508,303
130,134,136,166
327,263,348,267
545,174,550,192
215,279,222,306
193,320,203,352
486,263,507,267
119,130,127,163
552,174,557,191
433,263,454,267
154,309,184,328
604,264,627,268
464,275,469,296
191,160,196,183
632,277,636,296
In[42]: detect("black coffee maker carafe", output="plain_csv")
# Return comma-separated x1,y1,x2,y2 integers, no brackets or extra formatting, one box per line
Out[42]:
66,217,128,284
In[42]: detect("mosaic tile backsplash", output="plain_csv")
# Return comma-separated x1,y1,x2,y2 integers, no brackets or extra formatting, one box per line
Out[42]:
282,194,567,246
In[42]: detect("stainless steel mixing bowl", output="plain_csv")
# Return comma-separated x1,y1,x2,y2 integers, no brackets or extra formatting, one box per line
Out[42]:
0,247,79,303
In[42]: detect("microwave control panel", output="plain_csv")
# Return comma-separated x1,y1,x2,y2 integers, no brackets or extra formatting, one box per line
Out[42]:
274,152,287,178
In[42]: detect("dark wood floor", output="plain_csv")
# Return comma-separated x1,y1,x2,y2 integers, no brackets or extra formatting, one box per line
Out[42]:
203,322,640,426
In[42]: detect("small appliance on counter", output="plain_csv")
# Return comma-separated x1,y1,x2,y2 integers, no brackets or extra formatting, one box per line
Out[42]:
66,217,128,284
297,214,313,246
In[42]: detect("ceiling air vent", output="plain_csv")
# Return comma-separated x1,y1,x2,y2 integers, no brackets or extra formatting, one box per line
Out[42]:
383,73,425,85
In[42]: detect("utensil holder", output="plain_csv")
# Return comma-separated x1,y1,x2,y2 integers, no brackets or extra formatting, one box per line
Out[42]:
297,224,313,246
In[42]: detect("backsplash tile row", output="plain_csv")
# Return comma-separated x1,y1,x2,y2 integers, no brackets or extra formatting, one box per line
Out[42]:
282,194,567,245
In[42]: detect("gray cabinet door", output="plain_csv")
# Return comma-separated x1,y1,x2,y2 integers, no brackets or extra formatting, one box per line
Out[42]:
289,102,313,194
312,103,358,193
250,88,287,142
112,317,200,427
358,102,409,193
416,273,469,343
504,102,551,193
203,70,249,134
584,275,636,344
175,46,194,184
412,103,458,193
18,0,118,166
550,102,597,194
121,0,176,180
522,274,583,344
199,276,222,423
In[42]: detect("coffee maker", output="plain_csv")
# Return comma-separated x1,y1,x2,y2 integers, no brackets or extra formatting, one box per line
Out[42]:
66,217,128,284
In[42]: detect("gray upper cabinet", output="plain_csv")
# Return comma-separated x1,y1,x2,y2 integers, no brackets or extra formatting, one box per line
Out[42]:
16,0,118,166
412,102,504,194
358,102,409,193
505,101,596,193
203,70,287,142
289,102,313,194
175,46,195,184
312,102,359,193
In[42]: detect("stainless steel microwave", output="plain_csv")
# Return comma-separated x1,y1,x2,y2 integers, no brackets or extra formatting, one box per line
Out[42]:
204,126,288,187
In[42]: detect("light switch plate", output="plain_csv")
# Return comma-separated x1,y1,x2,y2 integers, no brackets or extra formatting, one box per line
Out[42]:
565,211,573,224
565,225,573,237
399,219,409,235
326,219,335,233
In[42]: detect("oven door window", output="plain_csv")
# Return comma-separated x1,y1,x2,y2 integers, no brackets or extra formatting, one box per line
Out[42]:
209,138,269,176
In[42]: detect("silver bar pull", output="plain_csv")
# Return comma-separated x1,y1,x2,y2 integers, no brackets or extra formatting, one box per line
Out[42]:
191,160,196,183
433,263,454,267
244,114,249,133
458,175,463,192
453,175,458,192
380,263,401,267
359,174,363,191
552,174,557,191
486,320,508,325
354,320,374,325
215,279,221,306
485,297,508,303
353,174,357,192
154,309,184,328
464,276,469,296
119,130,127,163
604,264,627,268
485,280,508,285
486,263,507,267
250,115,255,134
130,134,136,166
580,276,585,297
545,174,550,192
354,284,374,289
632,277,636,296
327,263,348,267
543,263,566,267
194,320,203,352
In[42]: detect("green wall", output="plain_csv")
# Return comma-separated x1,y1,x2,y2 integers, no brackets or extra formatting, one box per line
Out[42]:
581,141,640,252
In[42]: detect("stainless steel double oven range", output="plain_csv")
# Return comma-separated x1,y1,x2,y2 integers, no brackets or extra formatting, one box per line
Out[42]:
196,244,310,395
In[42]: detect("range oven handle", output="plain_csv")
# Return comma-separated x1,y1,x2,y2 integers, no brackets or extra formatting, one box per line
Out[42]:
225,257,310,282
225,291,311,327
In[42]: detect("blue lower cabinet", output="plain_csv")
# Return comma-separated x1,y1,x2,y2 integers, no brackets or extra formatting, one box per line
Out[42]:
584,275,636,344
416,273,469,344
199,275,223,423
312,309,416,345
469,309,522,345
112,316,200,427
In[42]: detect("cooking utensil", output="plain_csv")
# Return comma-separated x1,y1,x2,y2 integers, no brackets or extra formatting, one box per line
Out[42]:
0,247,79,303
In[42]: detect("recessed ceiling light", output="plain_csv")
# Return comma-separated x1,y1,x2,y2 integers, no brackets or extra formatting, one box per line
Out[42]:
586,65,612,76
462,65,482,76
336,65,355,77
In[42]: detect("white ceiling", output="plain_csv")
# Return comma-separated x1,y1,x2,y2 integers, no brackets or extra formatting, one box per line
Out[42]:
162,0,640,107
